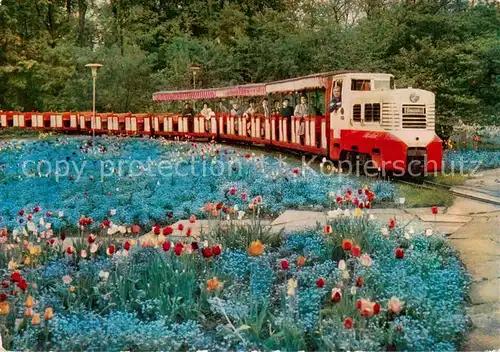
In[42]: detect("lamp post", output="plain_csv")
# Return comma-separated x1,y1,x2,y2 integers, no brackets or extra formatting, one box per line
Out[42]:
189,65,201,109
85,63,103,149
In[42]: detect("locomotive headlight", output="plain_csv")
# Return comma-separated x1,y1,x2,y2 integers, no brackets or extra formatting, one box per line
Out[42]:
409,92,420,103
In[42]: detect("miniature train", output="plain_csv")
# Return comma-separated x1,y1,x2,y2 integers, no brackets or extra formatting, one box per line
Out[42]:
0,71,442,175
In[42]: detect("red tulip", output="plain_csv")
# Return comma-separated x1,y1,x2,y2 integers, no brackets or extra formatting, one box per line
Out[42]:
107,245,115,256
162,241,171,252
431,206,438,215
33,206,40,213
186,228,192,237
10,272,21,282
27,215,33,221
123,241,131,251
395,248,405,259
216,202,223,210
229,187,237,195
17,279,28,291
356,299,362,309
356,277,364,287
202,248,213,258
344,317,354,329
177,223,184,231
132,225,141,233
342,239,353,251
212,245,221,256
189,215,196,223
66,246,74,255
19,209,25,216
1,280,9,288
373,302,381,315
163,226,173,236
281,260,289,270
87,234,96,244
324,225,333,234
316,278,325,288
0,293,7,302
153,225,160,235
351,245,361,257
389,219,396,229
174,243,183,256
102,219,111,227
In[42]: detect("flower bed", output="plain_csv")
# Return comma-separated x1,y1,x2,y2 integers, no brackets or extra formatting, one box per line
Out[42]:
444,149,500,172
0,200,469,351
0,137,394,229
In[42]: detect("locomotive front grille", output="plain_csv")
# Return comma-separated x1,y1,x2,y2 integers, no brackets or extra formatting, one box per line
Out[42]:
402,104,426,129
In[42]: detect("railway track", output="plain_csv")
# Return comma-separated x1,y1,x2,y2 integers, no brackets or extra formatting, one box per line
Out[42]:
395,178,500,206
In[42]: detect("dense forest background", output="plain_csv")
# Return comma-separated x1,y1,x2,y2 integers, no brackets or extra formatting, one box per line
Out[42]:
0,0,498,134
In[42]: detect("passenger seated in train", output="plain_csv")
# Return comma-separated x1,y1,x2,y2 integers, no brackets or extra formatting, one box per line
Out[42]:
200,102,215,132
294,95,310,145
261,98,270,118
261,98,269,137
182,103,195,131
243,100,257,136
272,99,281,115
231,102,243,133
218,101,229,113
328,84,342,112
281,98,294,141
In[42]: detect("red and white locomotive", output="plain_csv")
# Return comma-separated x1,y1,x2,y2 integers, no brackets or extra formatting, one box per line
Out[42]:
0,71,442,174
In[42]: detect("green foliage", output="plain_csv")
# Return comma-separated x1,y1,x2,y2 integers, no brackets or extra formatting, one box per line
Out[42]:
0,0,498,130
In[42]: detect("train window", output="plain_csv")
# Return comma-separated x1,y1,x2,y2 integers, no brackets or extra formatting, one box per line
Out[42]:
351,79,371,91
364,104,373,122
373,103,381,122
353,104,361,121
374,80,391,91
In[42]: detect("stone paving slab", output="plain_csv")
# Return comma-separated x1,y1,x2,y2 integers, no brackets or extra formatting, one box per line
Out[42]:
447,197,500,215
371,213,418,224
418,214,473,223
404,207,447,216
447,217,499,240
463,168,500,197
410,222,467,235
271,218,326,233
367,208,407,215
465,260,500,282
271,210,325,225
469,278,500,305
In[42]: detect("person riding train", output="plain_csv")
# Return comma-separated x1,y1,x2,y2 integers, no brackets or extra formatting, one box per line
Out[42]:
294,95,311,145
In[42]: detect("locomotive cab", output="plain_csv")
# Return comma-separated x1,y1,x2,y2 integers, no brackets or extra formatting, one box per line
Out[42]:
328,72,442,175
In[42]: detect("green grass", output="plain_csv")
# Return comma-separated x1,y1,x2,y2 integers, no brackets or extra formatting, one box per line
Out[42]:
396,184,455,207
427,174,470,186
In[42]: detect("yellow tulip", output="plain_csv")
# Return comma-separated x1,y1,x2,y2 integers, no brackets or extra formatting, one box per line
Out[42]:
32,313,41,326
43,307,54,321
0,301,10,315
25,295,34,308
